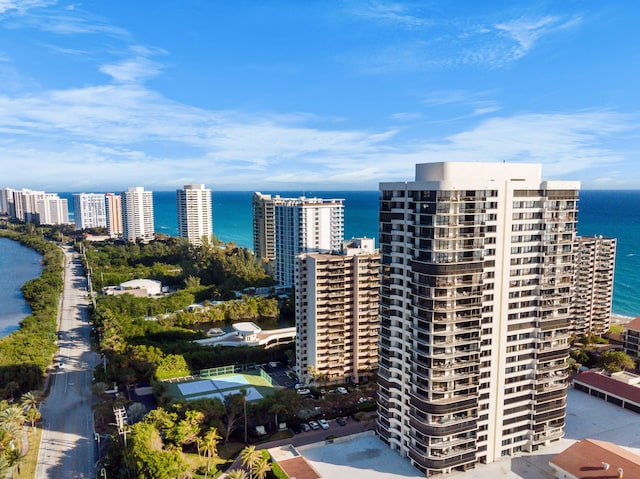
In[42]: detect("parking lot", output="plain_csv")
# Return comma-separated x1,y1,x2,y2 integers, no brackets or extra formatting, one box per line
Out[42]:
262,361,297,388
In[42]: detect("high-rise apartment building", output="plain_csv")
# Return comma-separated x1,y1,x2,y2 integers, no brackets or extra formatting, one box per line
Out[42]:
572,235,616,335
122,187,154,243
295,238,380,386
275,197,344,287
253,193,344,285
12,189,45,222
73,193,107,230
105,193,123,238
0,187,15,216
253,192,277,263
36,194,69,225
176,184,213,245
378,162,579,475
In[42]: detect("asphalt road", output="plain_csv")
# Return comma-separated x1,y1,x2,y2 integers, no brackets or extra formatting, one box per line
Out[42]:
35,246,100,479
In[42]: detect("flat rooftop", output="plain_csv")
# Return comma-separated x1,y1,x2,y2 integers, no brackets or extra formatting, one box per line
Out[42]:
295,387,640,479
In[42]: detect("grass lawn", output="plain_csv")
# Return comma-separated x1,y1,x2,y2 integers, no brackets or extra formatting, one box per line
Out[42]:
17,426,42,479
183,451,226,478
218,441,245,461
609,324,625,334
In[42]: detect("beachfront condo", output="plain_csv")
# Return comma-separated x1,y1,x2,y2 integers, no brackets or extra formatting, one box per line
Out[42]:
378,162,579,475
176,184,213,246
295,237,380,386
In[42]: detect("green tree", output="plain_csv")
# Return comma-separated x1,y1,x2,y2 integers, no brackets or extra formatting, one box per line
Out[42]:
173,410,204,452
570,349,589,365
199,426,221,478
226,469,248,479
240,445,261,478
0,454,9,479
598,350,634,373
222,393,246,443
21,391,41,429
6,447,23,476
253,455,272,479
127,421,187,479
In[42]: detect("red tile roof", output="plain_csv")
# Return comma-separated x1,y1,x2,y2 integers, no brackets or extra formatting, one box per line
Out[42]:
277,456,322,479
550,439,640,478
624,316,640,331
574,371,640,404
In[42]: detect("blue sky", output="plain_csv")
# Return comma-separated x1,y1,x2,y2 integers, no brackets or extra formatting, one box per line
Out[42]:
0,0,638,191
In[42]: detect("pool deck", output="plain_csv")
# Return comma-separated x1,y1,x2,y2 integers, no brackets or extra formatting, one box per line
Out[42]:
292,386,640,479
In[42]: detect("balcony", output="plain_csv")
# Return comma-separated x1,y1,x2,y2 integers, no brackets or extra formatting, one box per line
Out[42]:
408,444,477,471
409,416,477,438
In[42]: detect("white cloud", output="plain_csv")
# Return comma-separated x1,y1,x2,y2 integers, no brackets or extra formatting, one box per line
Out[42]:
390,112,425,122
99,55,163,84
0,78,634,190
495,15,582,61
352,1,432,28
346,6,583,73
0,0,54,15
410,111,632,177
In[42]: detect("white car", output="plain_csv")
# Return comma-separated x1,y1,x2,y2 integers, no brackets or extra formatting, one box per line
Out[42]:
318,419,329,430
308,420,320,430
296,388,311,395
336,387,348,395
268,361,279,368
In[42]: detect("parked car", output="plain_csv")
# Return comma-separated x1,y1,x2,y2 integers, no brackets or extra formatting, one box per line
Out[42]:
300,423,311,432
268,361,279,368
336,387,348,395
308,420,320,430
296,388,311,395
318,419,329,430
294,383,306,390
336,417,347,426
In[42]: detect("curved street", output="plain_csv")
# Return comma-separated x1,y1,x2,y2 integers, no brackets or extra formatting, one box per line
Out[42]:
35,245,99,479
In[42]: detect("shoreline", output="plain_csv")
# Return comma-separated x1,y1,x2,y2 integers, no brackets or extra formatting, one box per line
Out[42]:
611,313,635,323
0,236,42,339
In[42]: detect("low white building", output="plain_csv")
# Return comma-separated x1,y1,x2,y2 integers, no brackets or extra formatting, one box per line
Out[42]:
103,279,163,297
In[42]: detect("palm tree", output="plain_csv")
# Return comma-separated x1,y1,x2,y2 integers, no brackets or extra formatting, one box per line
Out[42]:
0,454,10,479
0,406,26,453
21,391,41,430
226,469,248,479
25,407,41,431
239,445,260,477
7,447,23,476
200,427,221,478
20,391,40,412
270,402,287,431
252,456,271,479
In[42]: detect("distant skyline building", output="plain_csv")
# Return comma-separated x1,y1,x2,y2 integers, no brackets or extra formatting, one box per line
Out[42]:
295,237,380,386
0,187,15,217
253,192,277,264
274,196,344,287
378,162,579,475
36,193,69,225
105,193,123,238
176,184,213,245
572,235,617,335
12,188,46,223
121,186,154,243
73,193,107,230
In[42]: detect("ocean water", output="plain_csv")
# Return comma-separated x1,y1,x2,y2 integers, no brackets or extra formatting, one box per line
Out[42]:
58,189,640,317
0,237,43,338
